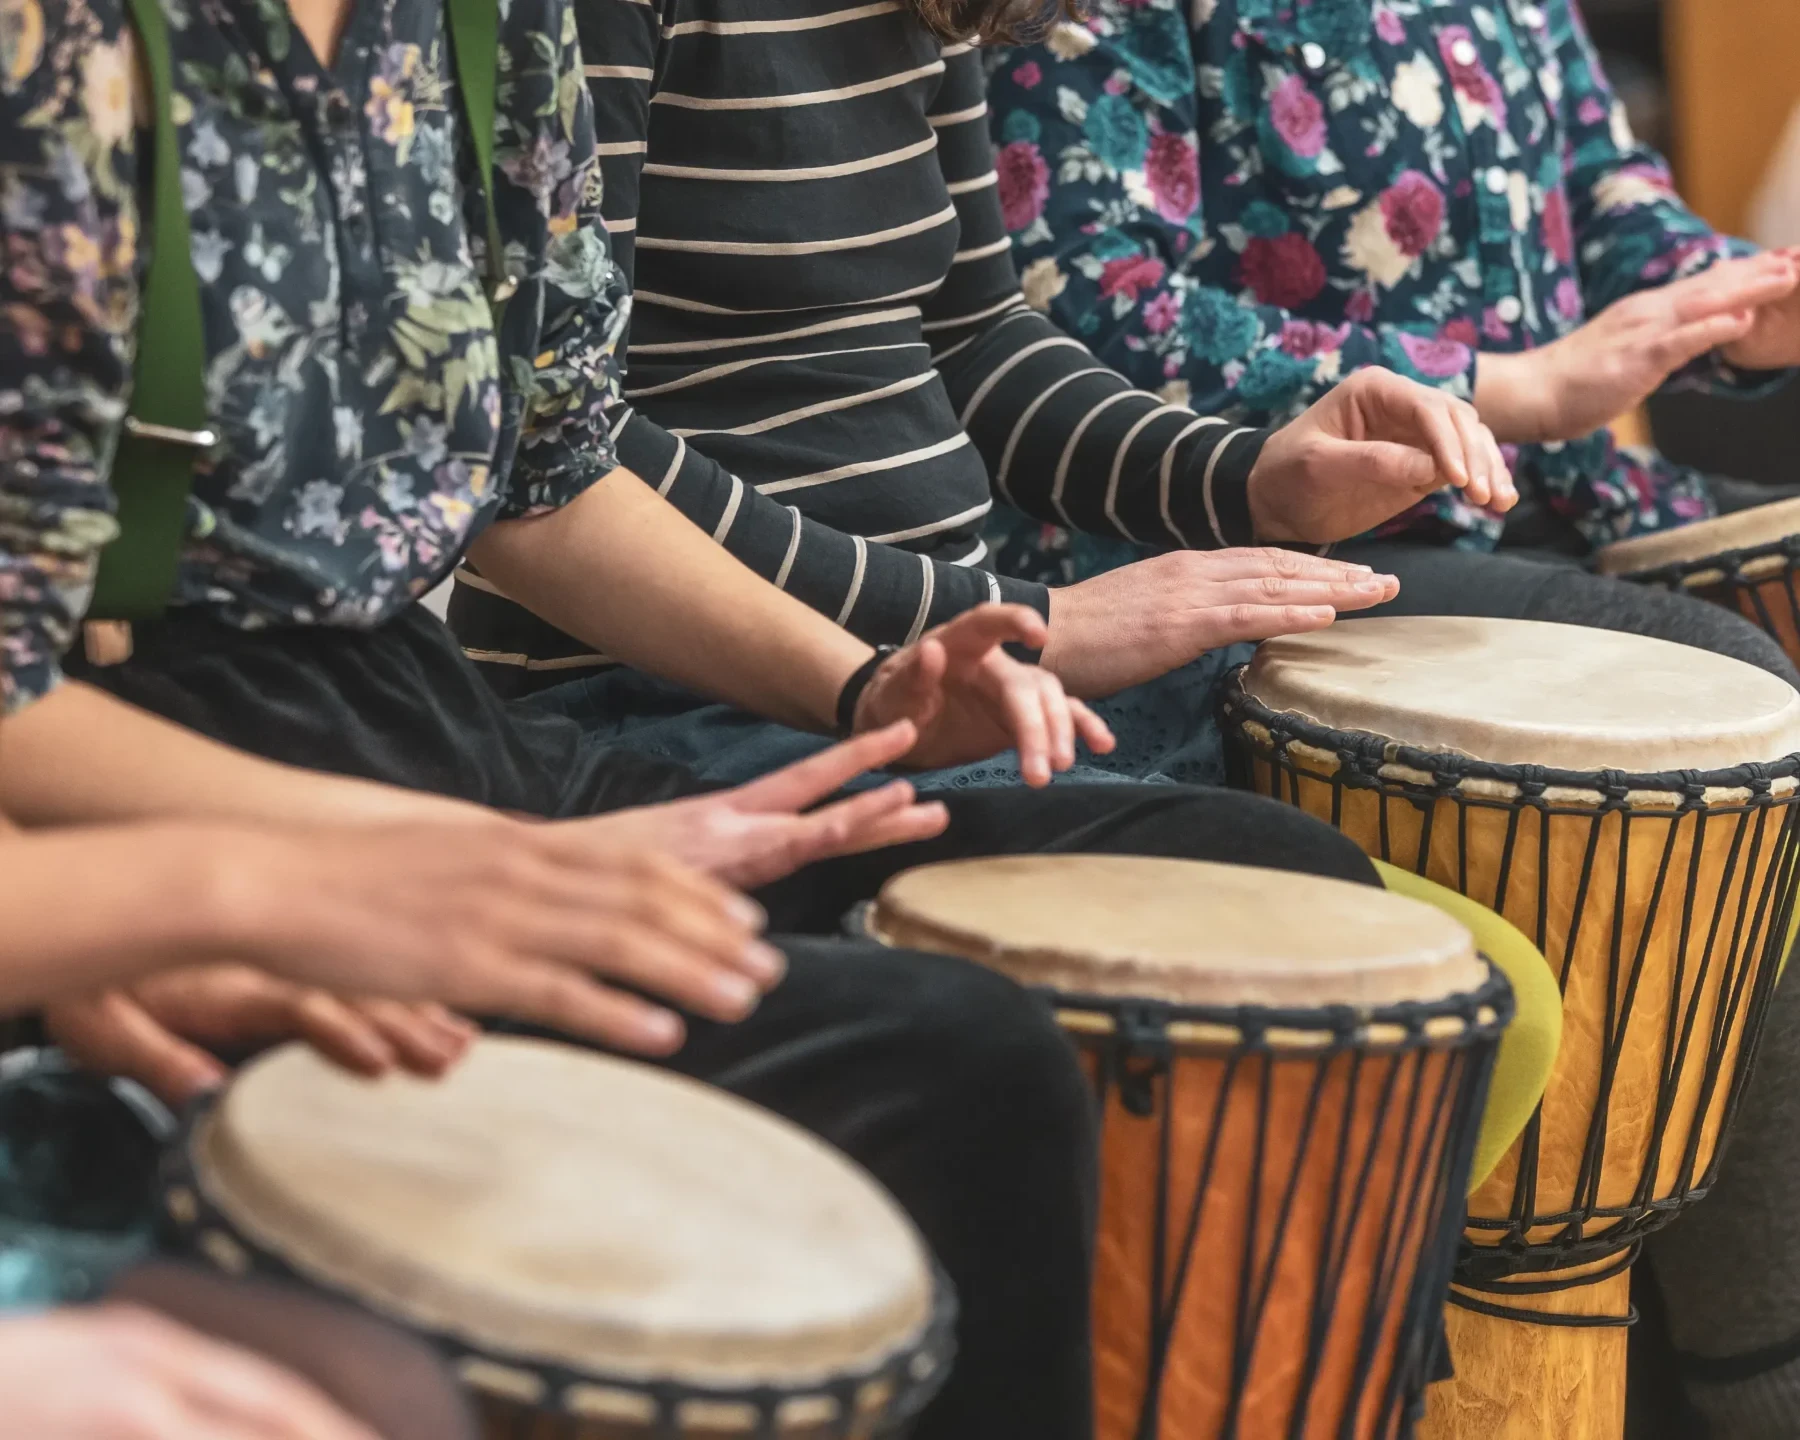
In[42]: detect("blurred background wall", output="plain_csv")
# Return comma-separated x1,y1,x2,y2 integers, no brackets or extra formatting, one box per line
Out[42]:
1616,0,1800,480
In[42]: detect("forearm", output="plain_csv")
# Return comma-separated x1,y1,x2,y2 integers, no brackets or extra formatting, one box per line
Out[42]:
471,469,870,733
941,303,1272,548
1473,350,1556,444
0,682,484,829
0,823,262,1008
610,408,1026,643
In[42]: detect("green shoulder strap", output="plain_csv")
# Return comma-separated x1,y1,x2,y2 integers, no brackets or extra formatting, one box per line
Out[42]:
444,0,515,311
91,0,508,621
90,0,213,620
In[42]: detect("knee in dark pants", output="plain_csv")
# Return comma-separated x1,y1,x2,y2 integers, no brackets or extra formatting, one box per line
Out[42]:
911,783,1381,891
866,947,1098,1184
670,938,1097,1187
1131,786,1381,886
1528,568,1800,688
1013,784,1381,888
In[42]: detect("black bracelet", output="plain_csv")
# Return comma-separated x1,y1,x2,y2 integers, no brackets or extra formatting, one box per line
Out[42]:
835,645,899,737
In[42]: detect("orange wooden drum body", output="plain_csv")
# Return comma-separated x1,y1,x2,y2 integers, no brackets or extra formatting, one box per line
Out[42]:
1598,496,1800,670
1223,617,1800,1440
865,855,1510,1440
1073,1017,1480,1440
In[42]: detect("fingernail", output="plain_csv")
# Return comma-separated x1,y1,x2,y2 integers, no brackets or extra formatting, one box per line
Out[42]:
728,895,767,931
714,971,760,1013
641,1009,683,1050
1356,578,1386,592
742,940,786,984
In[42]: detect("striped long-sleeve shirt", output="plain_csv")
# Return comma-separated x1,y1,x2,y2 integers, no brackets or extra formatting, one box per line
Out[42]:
448,0,1273,690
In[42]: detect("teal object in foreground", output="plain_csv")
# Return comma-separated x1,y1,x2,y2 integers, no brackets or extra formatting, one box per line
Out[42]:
0,1050,173,1310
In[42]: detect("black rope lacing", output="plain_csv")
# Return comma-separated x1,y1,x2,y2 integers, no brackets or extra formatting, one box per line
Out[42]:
1617,532,1800,641
1222,679,1800,1287
1059,972,1511,1440
1446,1244,1641,1329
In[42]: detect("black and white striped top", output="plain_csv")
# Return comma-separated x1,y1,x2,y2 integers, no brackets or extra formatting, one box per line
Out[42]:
449,0,1272,689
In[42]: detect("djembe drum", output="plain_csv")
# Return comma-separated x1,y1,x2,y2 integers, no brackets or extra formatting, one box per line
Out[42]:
1597,495,1800,667
854,855,1511,1440
157,1037,955,1438
1222,615,1800,1440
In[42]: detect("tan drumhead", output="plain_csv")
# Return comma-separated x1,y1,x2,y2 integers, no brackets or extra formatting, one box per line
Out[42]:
1240,616,1800,772
868,855,1485,1008
1596,498,1800,577
187,1039,935,1392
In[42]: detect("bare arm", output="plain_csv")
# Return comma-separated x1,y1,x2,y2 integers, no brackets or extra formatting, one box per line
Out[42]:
470,468,872,735
0,822,266,1009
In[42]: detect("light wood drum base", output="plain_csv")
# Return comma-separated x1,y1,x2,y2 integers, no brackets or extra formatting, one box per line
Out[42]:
1418,1260,1630,1440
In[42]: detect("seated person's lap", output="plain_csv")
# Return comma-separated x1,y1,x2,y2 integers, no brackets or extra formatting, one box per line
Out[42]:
64,608,1380,941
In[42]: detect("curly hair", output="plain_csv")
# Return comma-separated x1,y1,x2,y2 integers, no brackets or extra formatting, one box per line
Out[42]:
909,0,1084,46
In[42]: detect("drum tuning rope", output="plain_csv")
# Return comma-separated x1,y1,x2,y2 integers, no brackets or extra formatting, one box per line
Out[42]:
1224,682,1800,1283
1067,978,1510,1440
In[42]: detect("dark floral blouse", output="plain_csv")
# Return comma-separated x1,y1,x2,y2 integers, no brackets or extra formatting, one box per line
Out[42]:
980,0,1794,584
0,0,628,712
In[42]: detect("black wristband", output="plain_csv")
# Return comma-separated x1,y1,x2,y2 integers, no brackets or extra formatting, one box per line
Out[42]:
835,645,899,737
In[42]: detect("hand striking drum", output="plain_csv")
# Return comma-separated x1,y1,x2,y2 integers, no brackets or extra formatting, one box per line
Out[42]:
1224,615,1800,1440
157,1037,955,1439
856,854,1511,1440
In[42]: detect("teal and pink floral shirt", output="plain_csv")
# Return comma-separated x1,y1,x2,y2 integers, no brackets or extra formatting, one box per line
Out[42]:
981,0,1792,582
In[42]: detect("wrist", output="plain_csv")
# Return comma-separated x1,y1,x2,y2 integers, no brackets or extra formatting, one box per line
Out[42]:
839,646,897,736
1246,465,1301,543
1475,349,1556,444
180,826,302,961
809,632,878,735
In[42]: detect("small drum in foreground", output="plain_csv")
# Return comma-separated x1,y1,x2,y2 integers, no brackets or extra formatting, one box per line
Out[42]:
1596,495,1800,666
858,855,1511,1440
159,1037,953,1439
1224,615,1800,1440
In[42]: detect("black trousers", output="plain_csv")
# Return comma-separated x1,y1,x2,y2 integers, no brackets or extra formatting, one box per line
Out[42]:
69,607,1376,1440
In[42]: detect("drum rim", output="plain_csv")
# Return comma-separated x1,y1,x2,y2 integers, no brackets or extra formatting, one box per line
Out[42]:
157,1090,957,1435
1607,531,1800,588
1222,674,1800,803
844,902,1515,1055
1597,502,1800,582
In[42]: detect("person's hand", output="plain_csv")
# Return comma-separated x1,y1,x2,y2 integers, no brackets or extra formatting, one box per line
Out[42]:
1722,247,1800,370
569,722,954,889
1476,251,1800,444
1249,367,1515,543
189,820,785,1058
1040,549,1400,699
0,1304,378,1440
43,964,478,1106
852,604,1115,784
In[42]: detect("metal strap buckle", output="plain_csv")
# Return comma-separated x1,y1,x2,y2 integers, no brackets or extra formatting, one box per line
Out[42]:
122,415,217,449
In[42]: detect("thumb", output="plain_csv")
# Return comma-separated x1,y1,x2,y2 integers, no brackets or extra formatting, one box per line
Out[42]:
48,992,226,1107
